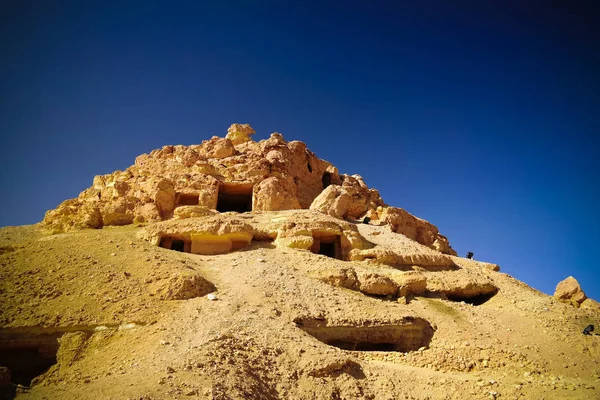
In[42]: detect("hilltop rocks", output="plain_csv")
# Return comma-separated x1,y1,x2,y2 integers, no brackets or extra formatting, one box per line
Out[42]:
43,123,456,257
226,123,255,145
309,175,384,220
554,276,587,307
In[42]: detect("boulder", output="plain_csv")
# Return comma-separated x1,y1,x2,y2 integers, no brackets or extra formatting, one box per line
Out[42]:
554,276,587,306
226,123,256,146
253,177,302,211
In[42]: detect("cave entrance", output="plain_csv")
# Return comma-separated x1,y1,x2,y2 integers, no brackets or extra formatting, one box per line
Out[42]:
446,289,498,306
159,236,191,253
0,333,60,387
311,233,342,260
295,318,434,353
217,183,253,213
322,172,331,189
176,193,199,207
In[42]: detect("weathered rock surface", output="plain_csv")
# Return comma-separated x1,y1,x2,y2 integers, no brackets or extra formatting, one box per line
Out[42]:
149,273,215,300
43,124,455,255
554,276,588,307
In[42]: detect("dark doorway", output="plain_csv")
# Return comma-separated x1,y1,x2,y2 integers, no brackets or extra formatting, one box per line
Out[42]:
217,183,253,213
311,234,342,260
159,236,191,253
217,193,252,213
177,193,199,206
322,172,331,189
318,241,336,258
0,344,58,387
446,289,498,306
1,348,55,386
171,240,185,252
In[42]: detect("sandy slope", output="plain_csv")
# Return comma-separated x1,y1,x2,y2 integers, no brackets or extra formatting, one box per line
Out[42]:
1,213,599,399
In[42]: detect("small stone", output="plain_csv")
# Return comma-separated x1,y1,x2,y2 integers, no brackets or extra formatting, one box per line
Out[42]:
166,366,175,374
111,253,117,256
207,293,217,301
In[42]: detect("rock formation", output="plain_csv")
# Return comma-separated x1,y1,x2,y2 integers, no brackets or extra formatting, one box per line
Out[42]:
554,276,588,307
2,124,600,399
43,124,456,256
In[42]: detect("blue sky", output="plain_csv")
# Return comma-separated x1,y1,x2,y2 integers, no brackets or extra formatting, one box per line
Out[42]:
1,1,599,300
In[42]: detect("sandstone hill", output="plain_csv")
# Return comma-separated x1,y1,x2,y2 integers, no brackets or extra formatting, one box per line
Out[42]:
1,124,599,400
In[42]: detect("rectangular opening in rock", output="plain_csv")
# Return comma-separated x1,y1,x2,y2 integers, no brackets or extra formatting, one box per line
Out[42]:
217,183,253,213
176,193,199,207
322,172,331,189
294,317,434,353
311,233,341,260
159,236,191,253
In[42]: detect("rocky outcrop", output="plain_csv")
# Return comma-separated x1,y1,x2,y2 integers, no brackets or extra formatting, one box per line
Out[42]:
309,175,384,220
43,124,455,256
148,273,215,300
554,276,588,307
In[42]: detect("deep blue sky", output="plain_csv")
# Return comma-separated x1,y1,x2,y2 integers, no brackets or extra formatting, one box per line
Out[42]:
1,1,599,300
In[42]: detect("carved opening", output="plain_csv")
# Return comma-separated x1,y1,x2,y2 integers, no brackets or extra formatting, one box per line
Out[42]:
159,236,191,253
307,162,312,173
311,233,341,260
446,288,498,306
322,172,331,189
0,332,60,386
217,183,253,213
176,193,199,207
295,318,434,353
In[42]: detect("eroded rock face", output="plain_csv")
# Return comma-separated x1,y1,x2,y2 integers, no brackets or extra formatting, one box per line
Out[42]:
554,276,587,307
42,124,455,256
148,273,215,300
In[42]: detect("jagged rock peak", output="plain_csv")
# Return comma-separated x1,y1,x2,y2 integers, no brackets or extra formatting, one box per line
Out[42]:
43,124,456,255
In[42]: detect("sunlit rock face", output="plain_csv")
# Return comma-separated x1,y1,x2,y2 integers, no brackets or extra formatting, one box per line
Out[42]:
43,123,456,255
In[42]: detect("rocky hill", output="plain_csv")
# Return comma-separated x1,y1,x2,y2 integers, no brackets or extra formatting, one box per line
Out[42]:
1,125,599,399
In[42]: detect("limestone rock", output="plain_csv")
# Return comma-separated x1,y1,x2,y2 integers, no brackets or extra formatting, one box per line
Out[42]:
139,215,255,255
42,124,455,258
253,177,302,211
554,276,587,306
310,175,384,220
426,271,498,300
395,272,428,297
226,123,255,145
149,273,215,300
312,267,359,290
199,137,237,159
580,298,600,310
375,206,457,255
357,272,399,296
173,206,216,219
